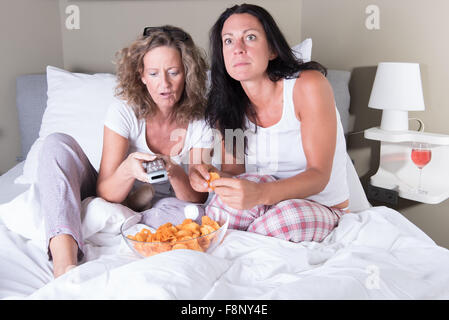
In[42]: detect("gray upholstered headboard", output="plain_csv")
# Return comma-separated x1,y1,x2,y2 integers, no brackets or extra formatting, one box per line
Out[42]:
16,74,47,161
15,70,351,160
327,70,351,134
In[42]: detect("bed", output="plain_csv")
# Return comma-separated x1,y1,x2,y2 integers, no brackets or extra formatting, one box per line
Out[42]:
1,65,449,300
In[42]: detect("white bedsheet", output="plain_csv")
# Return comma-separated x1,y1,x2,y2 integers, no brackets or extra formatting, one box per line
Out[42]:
0,163,52,298
1,163,449,299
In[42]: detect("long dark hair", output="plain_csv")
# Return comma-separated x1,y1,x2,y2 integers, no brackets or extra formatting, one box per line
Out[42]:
206,3,327,136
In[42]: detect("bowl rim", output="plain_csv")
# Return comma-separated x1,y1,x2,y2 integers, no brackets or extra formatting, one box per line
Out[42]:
120,204,229,245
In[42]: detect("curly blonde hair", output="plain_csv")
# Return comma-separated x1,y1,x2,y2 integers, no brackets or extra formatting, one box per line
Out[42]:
114,25,208,123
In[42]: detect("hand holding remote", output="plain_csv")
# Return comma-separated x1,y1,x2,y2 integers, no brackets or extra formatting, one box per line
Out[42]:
125,152,158,183
143,158,169,184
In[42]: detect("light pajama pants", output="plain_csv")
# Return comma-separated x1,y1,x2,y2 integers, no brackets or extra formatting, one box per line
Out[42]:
37,133,198,260
205,173,346,243
37,133,98,260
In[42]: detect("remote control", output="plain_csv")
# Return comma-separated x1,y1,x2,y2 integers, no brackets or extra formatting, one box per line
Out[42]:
143,158,168,184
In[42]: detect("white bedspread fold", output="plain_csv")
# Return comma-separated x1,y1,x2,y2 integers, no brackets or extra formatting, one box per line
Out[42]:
0,186,137,258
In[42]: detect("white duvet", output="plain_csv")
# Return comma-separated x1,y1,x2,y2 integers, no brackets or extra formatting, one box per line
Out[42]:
1,166,449,299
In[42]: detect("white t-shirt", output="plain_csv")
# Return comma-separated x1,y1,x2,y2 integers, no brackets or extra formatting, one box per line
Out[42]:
104,98,213,199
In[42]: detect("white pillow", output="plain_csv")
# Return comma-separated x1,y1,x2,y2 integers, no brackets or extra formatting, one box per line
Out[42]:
291,38,312,62
345,154,371,212
15,66,117,184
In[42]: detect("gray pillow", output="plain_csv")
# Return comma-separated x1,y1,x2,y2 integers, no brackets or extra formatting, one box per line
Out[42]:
16,74,47,160
327,69,351,134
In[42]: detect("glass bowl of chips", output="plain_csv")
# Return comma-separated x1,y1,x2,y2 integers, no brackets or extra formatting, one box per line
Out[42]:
120,204,230,258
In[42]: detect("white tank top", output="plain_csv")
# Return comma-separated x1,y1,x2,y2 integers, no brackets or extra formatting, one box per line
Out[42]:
244,77,349,207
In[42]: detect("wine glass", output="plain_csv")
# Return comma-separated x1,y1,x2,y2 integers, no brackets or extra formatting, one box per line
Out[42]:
410,142,432,194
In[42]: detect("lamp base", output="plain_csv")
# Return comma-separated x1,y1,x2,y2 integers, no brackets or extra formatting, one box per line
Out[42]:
380,110,409,131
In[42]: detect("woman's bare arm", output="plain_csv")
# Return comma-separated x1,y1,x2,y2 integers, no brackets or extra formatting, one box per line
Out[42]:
260,70,337,205
96,126,154,203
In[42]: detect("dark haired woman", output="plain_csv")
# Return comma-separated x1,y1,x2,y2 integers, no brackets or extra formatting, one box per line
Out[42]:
189,4,349,243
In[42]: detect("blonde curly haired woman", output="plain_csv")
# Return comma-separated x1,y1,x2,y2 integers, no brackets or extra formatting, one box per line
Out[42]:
98,26,212,205
38,26,213,278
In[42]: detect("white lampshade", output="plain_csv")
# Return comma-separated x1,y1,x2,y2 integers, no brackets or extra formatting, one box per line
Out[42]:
368,62,425,131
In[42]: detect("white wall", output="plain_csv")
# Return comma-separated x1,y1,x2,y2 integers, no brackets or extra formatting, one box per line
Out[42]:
58,0,303,73
0,0,63,174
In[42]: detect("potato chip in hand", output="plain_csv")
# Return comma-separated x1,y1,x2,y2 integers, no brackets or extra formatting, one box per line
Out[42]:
207,172,220,190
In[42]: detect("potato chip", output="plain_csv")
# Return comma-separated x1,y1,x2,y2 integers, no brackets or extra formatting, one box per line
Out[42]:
198,235,210,249
207,172,220,190
157,228,176,242
141,243,171,256
172,244,189,250
200,225,216,236
182,222,201,233
135,233,146,242
158,222,174,231
186,239,203,252
202,216,220,230
175,229,193,238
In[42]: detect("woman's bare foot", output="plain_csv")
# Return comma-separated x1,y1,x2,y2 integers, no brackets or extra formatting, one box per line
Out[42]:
49,234,79,278
53,263,78,278
65,264,77,273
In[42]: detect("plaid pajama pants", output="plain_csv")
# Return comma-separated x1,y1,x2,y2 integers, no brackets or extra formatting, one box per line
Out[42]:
206,173,346,243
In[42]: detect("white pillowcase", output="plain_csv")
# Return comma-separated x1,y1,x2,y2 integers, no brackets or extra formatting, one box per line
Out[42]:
15,66,118,184
292,38,312,62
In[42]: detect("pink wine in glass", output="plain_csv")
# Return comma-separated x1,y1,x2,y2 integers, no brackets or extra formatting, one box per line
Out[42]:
411,142,432,195
411,149,431,169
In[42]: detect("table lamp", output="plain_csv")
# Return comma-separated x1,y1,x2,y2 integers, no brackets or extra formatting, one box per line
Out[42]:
368,62,425,131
